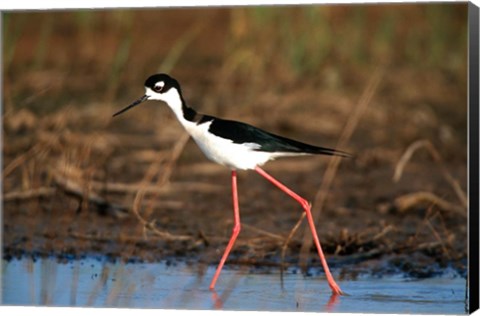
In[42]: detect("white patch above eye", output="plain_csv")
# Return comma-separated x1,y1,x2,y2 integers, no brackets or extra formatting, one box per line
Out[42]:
155,81,165,90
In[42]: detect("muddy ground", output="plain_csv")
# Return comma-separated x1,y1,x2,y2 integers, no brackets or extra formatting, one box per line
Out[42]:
2,6,468,279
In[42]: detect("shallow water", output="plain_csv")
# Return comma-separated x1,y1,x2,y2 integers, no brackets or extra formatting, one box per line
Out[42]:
1,258,467,314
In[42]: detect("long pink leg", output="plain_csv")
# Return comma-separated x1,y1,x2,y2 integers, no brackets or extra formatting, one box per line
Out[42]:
255,166,343,295
210,170,240,290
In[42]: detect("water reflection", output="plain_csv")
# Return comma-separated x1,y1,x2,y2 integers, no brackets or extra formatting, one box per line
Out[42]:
326,294,341,312
1,257,466,314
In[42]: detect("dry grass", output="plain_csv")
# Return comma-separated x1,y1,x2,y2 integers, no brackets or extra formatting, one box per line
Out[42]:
393,139,467,209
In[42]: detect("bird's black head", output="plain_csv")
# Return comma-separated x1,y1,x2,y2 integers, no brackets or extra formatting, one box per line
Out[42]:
144,73,182,95
112,73,183,117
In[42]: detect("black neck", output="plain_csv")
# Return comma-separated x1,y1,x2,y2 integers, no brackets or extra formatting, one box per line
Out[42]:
180,94,199,122
183,105,198,121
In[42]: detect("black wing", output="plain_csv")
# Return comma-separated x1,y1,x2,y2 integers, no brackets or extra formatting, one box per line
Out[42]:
204,117,351,158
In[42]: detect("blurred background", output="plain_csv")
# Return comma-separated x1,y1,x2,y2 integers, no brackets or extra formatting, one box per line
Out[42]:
2,3,468,279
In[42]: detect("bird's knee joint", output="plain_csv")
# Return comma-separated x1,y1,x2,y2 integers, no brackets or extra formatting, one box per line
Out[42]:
301,200,311,211
232,224,241,235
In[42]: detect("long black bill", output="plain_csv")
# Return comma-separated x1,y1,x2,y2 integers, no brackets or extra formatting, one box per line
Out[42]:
112,95,149,117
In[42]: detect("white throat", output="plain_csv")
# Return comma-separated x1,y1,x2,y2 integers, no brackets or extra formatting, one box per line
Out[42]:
145,87,186,123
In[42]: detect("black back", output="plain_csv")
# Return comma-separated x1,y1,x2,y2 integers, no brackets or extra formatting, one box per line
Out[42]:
206,117,350,157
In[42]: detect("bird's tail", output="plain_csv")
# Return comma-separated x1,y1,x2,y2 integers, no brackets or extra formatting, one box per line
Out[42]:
307,146,352,158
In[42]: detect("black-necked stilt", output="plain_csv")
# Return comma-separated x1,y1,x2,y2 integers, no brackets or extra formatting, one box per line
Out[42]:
113,73,350,295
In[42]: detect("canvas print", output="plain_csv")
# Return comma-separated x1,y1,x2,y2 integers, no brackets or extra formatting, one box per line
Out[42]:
1,2,474,314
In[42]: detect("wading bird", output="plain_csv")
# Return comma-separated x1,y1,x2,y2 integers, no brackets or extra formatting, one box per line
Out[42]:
113,73,350,295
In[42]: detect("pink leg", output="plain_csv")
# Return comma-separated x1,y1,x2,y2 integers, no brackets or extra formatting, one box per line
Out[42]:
210,170,241,290
255,166,343,295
